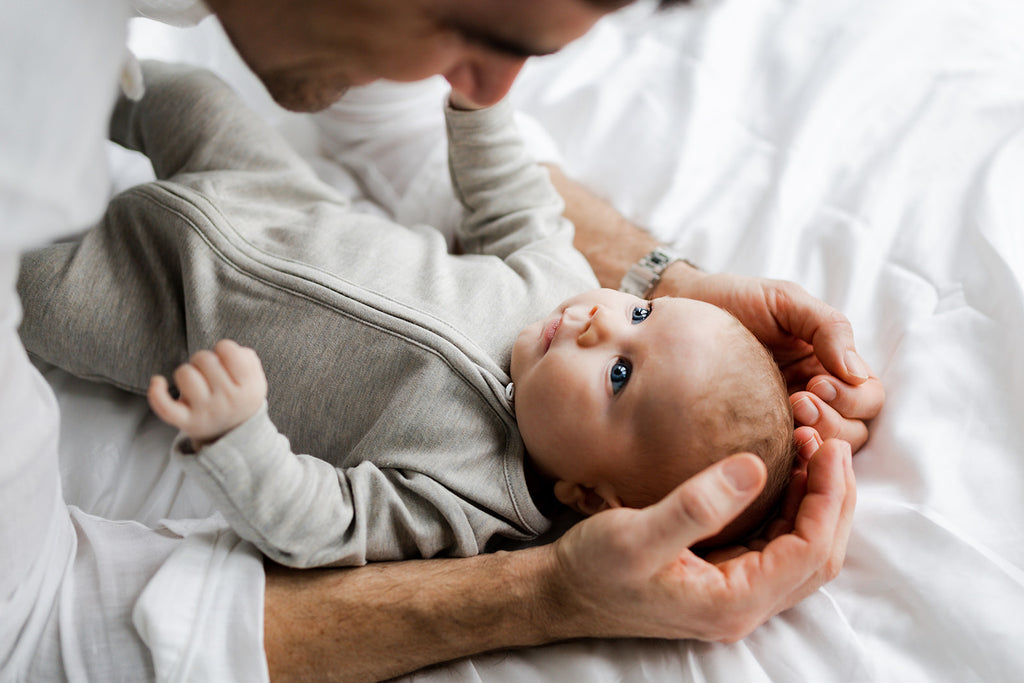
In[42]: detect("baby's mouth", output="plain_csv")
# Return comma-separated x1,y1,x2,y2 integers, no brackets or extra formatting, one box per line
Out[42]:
543,315,562,351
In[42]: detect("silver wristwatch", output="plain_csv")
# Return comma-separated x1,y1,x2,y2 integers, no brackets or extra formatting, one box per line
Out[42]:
618,246,699,297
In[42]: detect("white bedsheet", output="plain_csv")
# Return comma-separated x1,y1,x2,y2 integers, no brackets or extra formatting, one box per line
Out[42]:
48,0,1024,680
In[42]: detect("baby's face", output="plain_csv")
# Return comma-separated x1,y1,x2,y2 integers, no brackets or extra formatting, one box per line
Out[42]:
510,288,740,507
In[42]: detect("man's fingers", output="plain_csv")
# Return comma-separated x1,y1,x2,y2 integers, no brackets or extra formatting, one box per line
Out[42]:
773,439,856,610
794,426,822,462
804,308,864,386
791,392,870,451
726,439,851,620
764,439,852,570
763,427,816,541
806,374,884,421
637,453,766,567
763,479,805,540
770,282,870,387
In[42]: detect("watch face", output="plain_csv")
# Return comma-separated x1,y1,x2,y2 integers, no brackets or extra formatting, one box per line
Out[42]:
621,248,682,296
646,248,680,274
650,251,671,267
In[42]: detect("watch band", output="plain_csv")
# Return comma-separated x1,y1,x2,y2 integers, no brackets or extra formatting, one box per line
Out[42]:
619,246,699,297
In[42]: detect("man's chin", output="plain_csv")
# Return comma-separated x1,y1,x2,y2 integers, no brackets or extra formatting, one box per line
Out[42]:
262,74,351,112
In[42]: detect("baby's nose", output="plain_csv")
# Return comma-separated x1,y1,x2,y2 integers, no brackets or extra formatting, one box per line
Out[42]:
575,306,605,346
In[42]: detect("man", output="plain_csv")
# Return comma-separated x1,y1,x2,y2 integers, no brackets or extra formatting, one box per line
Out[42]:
0,0,874,680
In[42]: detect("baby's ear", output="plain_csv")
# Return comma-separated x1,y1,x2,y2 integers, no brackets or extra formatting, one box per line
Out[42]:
553,481,622,516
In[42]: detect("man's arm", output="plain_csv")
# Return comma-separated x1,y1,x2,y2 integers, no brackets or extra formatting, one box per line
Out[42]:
542,164,693,291
543,164,884,449
263,543,559,682
263,441,855,682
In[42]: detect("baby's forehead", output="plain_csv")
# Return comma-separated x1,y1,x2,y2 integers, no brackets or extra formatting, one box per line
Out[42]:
644,298,742,366
630,308,764,440
655,296,739,333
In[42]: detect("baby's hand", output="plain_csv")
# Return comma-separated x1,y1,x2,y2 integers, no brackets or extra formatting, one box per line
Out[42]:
148,339,268,449
448,89,486,111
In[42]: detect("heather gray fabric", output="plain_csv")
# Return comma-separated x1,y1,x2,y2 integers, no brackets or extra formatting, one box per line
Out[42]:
18,62,597,566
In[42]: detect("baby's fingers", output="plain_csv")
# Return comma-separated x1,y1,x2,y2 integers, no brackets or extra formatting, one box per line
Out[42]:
214,339,266,391
190,349,234,393
148,375,192,429
174,362,211,403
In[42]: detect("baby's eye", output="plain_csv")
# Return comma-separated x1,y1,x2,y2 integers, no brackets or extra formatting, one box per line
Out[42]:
610,359,632,394
631,303,652,324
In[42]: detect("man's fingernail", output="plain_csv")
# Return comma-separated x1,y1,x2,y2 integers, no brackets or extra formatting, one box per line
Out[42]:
796,433,817,451
722,457,760,492
793,397,820,425
844,350,869,380
809,379,838,402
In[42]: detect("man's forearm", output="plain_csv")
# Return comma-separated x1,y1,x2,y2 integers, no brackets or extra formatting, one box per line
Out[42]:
263,546,579,682
542,164,703,294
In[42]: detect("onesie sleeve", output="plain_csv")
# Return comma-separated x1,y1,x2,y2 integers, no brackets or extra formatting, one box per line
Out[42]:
176,404,485,568
444,98,596,286
108,60,316,181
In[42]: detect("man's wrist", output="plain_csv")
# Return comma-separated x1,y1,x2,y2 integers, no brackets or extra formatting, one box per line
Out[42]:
649,257,708,298
619,246,704,298
525,544,594,642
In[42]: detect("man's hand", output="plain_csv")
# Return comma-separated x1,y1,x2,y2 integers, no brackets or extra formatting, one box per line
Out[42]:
551,439,855,642
147,339,267,448
656,268,884,450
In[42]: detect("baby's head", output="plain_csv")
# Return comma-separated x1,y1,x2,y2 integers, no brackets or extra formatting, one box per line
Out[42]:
510,288,795,546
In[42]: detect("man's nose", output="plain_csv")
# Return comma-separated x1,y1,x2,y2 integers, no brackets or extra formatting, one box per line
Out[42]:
443,56,526,107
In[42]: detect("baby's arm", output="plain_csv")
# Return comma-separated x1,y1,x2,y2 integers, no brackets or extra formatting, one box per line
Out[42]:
445,95,594,287
110,60,313,181
150,342,493,568
148,339,267,450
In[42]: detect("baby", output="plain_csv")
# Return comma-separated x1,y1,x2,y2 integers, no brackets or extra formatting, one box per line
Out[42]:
150,286,794,559
19,61,793,569
510,289,794,543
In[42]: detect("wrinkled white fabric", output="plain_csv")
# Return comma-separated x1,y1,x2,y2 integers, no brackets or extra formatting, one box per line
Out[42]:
1,0,265,681
134,518,266,683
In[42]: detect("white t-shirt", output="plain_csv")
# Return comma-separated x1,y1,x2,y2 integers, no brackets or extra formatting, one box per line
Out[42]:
0,1,265,681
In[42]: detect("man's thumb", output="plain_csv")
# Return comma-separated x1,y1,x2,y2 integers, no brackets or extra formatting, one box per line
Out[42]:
638,453,766,565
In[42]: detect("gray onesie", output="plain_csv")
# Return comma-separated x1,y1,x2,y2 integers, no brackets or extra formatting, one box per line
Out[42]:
17,62,598,567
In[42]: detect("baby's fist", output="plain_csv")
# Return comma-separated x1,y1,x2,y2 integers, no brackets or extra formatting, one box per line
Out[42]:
148,339,268,448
